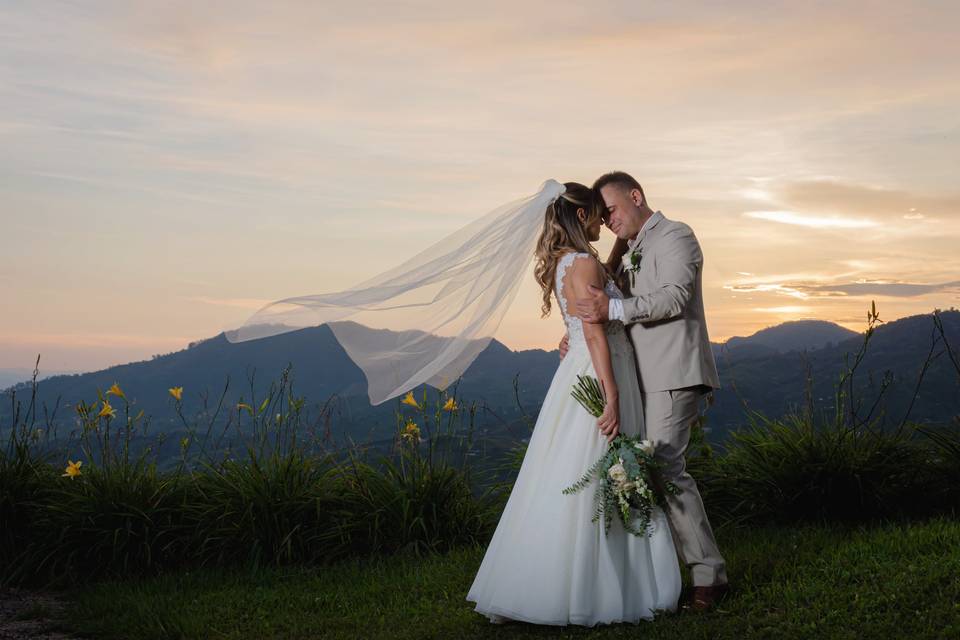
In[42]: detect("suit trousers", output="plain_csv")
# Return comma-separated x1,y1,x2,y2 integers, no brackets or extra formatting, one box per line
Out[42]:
642,387,727,587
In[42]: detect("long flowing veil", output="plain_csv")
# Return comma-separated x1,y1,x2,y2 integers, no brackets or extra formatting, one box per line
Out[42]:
225,179,566,405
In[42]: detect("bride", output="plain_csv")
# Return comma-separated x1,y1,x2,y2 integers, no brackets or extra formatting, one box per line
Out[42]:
226,179,680,627
465,182,680,626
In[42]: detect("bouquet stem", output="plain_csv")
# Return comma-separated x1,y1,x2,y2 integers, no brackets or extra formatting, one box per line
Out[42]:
571,375,605,417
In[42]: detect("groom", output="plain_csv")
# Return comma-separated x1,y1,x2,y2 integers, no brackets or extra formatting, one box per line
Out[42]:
568,171,728,611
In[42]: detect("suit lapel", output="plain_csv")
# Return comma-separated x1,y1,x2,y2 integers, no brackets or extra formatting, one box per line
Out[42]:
638,211,665,249
629,212,666,295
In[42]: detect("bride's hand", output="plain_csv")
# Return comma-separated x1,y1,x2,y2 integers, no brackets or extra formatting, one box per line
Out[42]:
597,394,620,443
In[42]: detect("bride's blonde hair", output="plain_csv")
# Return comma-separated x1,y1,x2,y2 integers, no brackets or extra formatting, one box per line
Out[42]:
533,182,602,317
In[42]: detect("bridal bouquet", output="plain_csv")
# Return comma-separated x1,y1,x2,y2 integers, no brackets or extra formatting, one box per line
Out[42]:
570,375,606,417
566,376,680,536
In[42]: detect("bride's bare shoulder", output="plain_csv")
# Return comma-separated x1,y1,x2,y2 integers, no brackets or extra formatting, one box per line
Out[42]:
563,253,605,289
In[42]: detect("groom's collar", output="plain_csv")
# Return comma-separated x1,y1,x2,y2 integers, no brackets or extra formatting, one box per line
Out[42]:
628,210,664,249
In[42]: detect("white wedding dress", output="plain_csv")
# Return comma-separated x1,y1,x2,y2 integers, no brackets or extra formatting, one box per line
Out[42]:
466,252,681,626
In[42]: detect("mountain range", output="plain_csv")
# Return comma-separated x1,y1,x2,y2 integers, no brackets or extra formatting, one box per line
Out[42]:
712,320,858,361
0,367,78,390
3,312,958,447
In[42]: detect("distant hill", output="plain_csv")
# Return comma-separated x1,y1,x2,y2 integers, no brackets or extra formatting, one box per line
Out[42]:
0,324,556,445
3,312,958,450
0,367,78,390
712,320,859,361
707,311,960,439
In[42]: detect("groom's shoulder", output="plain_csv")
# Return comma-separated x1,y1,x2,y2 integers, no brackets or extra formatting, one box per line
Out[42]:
653,217,703,259
657,215,696,239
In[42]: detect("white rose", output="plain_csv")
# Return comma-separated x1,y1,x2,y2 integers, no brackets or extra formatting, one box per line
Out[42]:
608,463,628,485
621,249,641,272
639,439,655,455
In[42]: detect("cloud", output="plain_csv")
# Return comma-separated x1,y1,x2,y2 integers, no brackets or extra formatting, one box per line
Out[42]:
3,1,960,367
772,180,960,222
743,210,879,229
801,281,960,298
185,296,272,310
753,306,815,314
727,279,960,300
724,283,811,299
0,331,192,349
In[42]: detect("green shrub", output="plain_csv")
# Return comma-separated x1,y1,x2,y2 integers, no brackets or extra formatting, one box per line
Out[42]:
25,460,184,585
331,449,498,557
695,304,959,526
918,424,960,508
0,373,499,586
181,451,343,568
699,413,941,524
2,328,957,587
0,430,59,586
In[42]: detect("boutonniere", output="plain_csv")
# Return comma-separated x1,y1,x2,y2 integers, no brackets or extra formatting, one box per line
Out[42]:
621,247,642,286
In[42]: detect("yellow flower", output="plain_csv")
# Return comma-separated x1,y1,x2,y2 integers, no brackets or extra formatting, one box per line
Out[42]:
442,397,458,411
400,420,421,443
401,391,421,409
62,460,83,479
106,382,126,400
98,400,117,419
169,386,183,401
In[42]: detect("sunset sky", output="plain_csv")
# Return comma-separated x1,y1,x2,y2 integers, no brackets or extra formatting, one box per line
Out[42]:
2,1,959,374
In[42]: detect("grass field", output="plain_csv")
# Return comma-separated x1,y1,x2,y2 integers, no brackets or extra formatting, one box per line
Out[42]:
60,517,960,640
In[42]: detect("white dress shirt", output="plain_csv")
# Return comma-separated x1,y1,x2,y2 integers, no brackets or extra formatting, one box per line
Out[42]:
608,211,662,321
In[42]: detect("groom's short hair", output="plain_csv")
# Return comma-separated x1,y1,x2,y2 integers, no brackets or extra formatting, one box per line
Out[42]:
593,171,645,202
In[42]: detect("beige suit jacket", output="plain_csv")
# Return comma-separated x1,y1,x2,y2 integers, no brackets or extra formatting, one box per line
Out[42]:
620,212,720,392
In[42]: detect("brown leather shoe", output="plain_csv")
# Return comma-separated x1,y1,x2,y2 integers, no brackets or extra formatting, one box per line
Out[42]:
688,584,729,612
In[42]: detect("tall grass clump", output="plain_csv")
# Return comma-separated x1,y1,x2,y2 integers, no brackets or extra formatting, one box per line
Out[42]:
174,368,348,568
31,452,184,581
2,373,191,585
178,381,499,567
919,425,960,506
183,450,342,568
328,389,500,556
701,412,936,524
0,361,61,585
701,304,958,525
0,365,501,586
331,447,497,557
916,310,960,507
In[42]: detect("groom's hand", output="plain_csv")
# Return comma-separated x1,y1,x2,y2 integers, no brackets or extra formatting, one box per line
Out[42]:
558,334,569,360
577,285,609,324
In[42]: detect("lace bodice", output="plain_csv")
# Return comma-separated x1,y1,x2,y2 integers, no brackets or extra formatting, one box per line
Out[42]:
555,252,625,348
